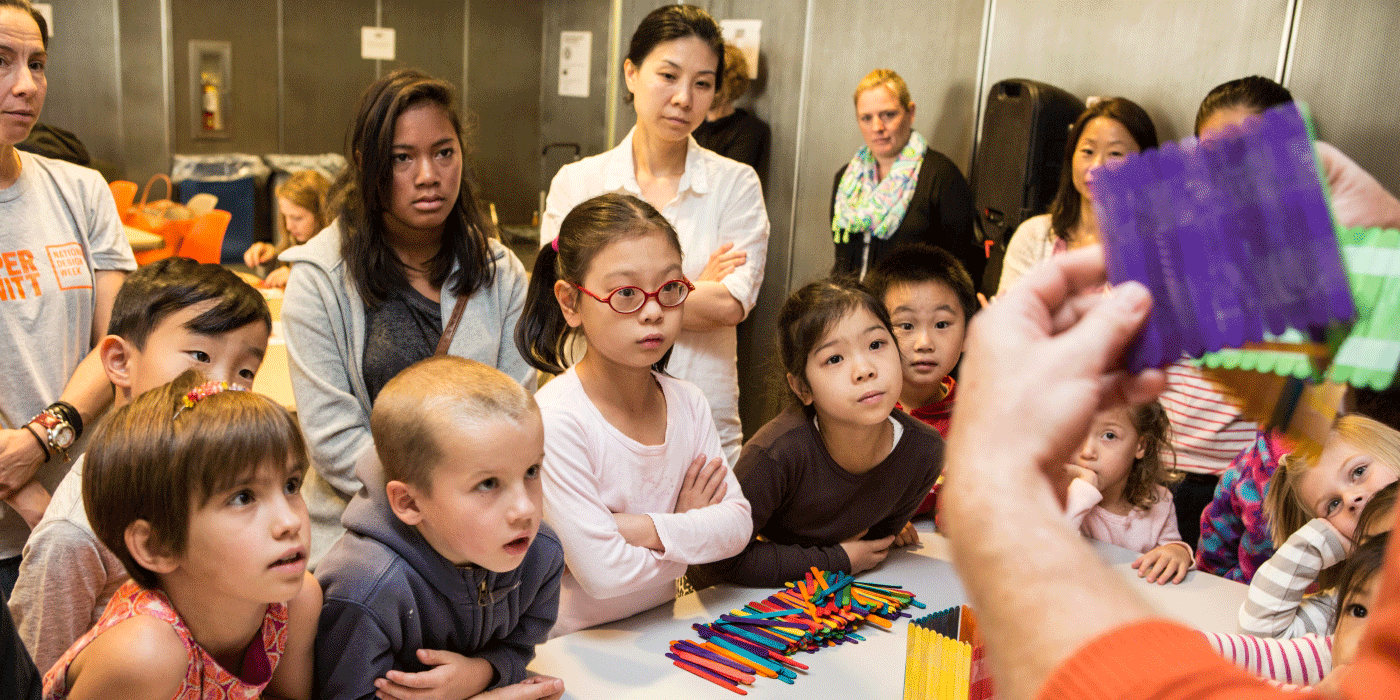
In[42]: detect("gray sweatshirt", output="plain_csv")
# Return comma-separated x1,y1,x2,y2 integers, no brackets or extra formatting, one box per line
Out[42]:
314,487,564,700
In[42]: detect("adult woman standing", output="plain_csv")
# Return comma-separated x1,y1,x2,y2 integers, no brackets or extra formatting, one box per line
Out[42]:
281,69,534,563
0,0,134,594
541,5,769,468
997,97,1158,293
830,69,979,285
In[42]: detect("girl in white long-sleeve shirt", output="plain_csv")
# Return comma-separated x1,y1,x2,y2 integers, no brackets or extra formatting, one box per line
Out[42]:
517,193,751,637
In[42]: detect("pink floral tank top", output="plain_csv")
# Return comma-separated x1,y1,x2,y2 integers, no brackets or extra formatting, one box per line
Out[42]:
42,580,288,700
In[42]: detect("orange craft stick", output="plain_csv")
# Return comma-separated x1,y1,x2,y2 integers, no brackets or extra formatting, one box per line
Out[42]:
700,642,779,678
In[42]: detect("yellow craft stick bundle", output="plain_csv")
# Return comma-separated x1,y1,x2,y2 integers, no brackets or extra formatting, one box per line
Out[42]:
905,606,981,700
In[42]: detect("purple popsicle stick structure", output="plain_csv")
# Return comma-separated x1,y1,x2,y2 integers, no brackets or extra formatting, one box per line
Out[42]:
1092,102,1355,372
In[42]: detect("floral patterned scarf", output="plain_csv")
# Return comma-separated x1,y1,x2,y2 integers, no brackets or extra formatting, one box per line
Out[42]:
832,131,927,243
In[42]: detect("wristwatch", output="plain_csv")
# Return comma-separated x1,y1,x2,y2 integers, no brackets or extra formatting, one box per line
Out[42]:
29,405,77,462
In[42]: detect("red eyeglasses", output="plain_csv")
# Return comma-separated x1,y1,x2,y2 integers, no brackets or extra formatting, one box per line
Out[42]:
572,279,694,313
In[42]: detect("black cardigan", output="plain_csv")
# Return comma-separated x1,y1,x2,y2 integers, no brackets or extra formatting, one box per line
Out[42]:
829,148,983,288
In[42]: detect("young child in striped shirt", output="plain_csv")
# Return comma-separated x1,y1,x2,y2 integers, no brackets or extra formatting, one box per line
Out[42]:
1206,530,1389,690
1241,416,1400,639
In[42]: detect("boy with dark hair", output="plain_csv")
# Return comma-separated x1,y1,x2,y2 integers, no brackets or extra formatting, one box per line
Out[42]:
315,356,564,700
8,257,270,672
866,243,976,438
866,244,975,522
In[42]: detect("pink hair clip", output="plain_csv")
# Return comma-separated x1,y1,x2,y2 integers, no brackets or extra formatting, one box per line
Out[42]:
551,237,560,252
175,380,245,417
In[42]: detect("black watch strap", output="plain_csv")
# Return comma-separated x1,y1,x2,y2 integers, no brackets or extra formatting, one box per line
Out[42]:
49,401,82,440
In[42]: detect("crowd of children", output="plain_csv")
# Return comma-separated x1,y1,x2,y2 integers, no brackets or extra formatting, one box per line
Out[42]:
4,4,1400,699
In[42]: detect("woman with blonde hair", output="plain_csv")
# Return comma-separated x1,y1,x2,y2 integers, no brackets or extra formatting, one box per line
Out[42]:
243,170,332,288
831,68,978,284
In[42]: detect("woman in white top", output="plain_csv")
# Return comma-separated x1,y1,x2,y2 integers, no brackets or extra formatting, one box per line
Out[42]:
997,97,1158,294
540,4,769,467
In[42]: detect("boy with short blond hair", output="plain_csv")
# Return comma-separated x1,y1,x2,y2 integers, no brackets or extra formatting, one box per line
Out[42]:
9,256,271,672
315,356,565,700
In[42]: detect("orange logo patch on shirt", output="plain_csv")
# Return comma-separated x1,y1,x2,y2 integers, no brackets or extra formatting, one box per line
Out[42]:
47,243,92,291
0,248,43,301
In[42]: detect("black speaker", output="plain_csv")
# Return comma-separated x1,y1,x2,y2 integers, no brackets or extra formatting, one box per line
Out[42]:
972,79,1084,295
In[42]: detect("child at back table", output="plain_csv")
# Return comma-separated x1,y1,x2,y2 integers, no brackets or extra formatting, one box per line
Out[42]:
43,371,319,699
515,193,752,637
314,356,565,700
1064,401,1193,584
695,278,942,589
10,257,271,674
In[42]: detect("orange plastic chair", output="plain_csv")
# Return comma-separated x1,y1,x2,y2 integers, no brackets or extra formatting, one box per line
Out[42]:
177,209,232,264
109,180,137,219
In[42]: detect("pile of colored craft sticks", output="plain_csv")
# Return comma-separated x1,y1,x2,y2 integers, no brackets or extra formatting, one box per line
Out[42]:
665,568,924,694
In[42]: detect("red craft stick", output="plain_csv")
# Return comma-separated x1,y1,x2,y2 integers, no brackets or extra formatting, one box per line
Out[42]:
672,648,757,684
673,659,748,695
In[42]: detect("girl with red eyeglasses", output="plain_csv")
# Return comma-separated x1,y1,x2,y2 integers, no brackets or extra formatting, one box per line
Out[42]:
516,193,752,637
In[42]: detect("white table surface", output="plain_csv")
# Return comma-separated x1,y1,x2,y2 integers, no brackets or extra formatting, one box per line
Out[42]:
527,522,1248,699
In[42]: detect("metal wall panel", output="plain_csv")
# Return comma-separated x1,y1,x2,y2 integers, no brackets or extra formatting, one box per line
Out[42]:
1288,0,1400,194
381,0,465,96
985,0,1291,144
170,0,281,154
278,0,376,155
788,0,986,294
118,0,172,181
540,0,614,170
467,0,543,226
35,1,123,172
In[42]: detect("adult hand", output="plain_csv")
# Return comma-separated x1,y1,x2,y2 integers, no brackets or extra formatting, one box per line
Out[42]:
674,455,727,513
1131,543,1191,585
262,265,292,289
947,247,1164,494
840,534,895,573
941,246,1164,700
0,427,46,500
1315,141,1400,230
244,241,277,268
376,649,493,700
697,242,746,283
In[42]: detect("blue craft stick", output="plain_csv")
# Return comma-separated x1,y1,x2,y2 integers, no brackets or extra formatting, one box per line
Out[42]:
696,626,780,661
744,607,806,620
716,622,788,650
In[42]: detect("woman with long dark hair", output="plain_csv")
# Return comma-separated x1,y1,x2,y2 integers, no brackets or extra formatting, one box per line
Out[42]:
998,97,1158,293
281,69,533,562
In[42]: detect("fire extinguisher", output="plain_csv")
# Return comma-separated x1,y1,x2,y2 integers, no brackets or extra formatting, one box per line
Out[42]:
201,71,222,131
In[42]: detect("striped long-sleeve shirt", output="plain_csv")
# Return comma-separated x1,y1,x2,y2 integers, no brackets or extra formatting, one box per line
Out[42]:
1204,631,1333,689
1239,518,1346,638
1160,362,1259,475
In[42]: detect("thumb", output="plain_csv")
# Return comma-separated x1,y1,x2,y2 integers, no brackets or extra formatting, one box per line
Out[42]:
416,647,448,666
1054,281,1152,379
